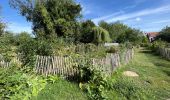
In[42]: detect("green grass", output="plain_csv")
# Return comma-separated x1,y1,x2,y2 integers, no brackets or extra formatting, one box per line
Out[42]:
33,79,88,100
107,48,170,100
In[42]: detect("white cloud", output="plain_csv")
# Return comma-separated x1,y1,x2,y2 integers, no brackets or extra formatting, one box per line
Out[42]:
106,5,170,23
92,4,170,24
92,11,124,24
136,17,141,21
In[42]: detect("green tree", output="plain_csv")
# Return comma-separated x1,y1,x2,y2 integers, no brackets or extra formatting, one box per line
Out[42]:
9,0,82,39
158,26,170,42
92,27,111,44
80,20,95,43
99,21,129,42
117,28,143,43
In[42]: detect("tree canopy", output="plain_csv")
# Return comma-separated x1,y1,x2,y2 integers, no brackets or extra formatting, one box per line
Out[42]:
92,27,111,44
80,20,96,43
9,0,82,39
158,26,170,42
99,21,129,42
99,21,143,43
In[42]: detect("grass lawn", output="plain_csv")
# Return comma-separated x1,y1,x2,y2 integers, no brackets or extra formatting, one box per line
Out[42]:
107,48,170,100
33,79,88,100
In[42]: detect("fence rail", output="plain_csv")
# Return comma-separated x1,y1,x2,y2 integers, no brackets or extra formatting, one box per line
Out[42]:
35,49,134,77
157,47,170,60
0,49,134,78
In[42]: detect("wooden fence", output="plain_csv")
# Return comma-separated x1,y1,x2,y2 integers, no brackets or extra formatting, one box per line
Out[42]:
0,56,21,68
157,47,170,60
35,49,134,77
0,49,134,78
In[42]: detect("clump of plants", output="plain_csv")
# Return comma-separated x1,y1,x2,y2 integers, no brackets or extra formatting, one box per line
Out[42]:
0,64,58,99
77,58,111,100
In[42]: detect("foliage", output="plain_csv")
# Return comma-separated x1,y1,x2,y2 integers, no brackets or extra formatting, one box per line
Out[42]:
158,26,170,42
15,32,32,45
80,20,96,43
77,59,111,100
0,20,5,36
0,32,16,61
0,66,48,99
147,40,167,52
10,0,82,39
106,46,119,53
18,39,36,67
99,21,129,42
117,28,143,44
99,21,144,44
92,27,111,44
18,39,53,67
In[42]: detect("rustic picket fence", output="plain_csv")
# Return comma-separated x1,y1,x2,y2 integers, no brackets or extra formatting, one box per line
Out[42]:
157,47,170,60
35,49,134,77
0,55,21,68
0,49,134,78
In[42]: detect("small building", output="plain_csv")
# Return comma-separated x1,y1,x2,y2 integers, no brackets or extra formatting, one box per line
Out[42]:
145,32,160,42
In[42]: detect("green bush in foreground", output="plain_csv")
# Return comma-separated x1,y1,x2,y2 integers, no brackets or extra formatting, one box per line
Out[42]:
77,59,111,100
0,65,58,99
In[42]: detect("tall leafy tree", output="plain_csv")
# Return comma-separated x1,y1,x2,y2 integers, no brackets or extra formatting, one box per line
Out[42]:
9,0,82,39
158,26,170,42
92,27,111,44
99,21,129,42
80,20,95,43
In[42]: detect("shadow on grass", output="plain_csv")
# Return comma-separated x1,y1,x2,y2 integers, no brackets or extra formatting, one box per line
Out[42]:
139,48,170,76
139,49,153,54
162,70,170,76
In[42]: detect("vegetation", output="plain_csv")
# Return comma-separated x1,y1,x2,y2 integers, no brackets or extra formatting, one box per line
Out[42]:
10,0,81,39
107,48,170,100
35,80,88,100
158,26,170,42
99,21,144,44
0,0,169,100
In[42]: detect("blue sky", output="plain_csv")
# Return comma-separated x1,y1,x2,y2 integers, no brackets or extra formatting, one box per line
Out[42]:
0,0,170,33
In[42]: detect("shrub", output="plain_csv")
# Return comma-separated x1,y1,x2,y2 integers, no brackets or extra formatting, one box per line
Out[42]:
18,39,36,67
0,66,46,99
77,58,111,100
15,32,32,46
106,46,118,53
18,39,54,67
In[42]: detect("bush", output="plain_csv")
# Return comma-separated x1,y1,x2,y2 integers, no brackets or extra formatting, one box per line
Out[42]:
15,32,32,46
18,39,54,67
18,39,36,67
77,58,111,100
106,46,118,53
0,32,16,62
0,66,47,99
